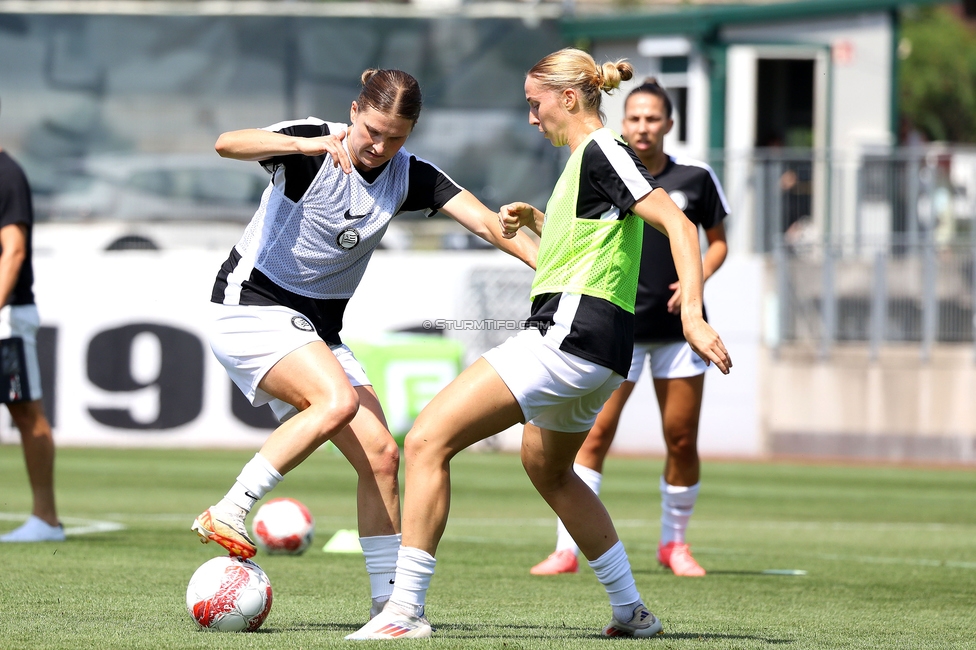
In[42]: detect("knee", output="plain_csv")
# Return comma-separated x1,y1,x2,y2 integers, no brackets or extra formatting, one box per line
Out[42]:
331,386,361,426
402,428,425,465
305,386,359,435
521,452,565,494
8,402,48,437
369,435,400,480
402,425,446,469
665,427,699,462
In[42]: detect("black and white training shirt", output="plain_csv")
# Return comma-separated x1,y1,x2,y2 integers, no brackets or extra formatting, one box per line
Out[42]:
633,155,729,343
0,151,35,306
211,117,462,344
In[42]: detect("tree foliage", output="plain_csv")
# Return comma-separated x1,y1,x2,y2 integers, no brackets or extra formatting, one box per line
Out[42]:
900,7,976,142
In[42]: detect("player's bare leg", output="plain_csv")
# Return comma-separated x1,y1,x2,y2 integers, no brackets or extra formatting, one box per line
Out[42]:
530,381,635,574
654,374,706,576
329,385,402,617
522,423,618,559
256,342,361,474
0,400,64,543
346,359,522,639
576,380,636,473
193,342,359,557
522,423,661,638
400,358,523,555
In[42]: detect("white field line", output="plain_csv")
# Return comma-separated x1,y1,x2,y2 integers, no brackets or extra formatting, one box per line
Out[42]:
0,512,126,536
81,514,976,535
698,546,976,570
447,518,975,533
4,512,972,569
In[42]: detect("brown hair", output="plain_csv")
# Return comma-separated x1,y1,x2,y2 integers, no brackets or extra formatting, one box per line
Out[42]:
625,77,673,119
358,69,423,125
527,48,634,120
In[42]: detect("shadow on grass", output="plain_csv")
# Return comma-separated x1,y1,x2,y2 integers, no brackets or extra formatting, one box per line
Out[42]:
660,633,793,644
271,621,794,644
263,622,358,633
269,621,591,637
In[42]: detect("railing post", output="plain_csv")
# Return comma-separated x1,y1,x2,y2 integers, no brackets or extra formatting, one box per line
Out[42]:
906,148,920,249
773,239,788,358
820,241,836,360
754,155,767,254
972,238,976,364
771,158,784,251
921,235,937,362
870,249,887,361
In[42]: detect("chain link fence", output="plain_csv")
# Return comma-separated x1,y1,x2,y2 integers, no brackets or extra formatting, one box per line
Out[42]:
451,265,537,366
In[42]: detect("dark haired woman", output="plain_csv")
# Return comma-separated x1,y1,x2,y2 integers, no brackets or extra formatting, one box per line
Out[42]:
191,69,537,621
350,50,730,641
530,78,729,578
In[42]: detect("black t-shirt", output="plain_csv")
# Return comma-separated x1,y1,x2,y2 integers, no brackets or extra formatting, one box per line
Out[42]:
0,151,35,306
634,156,728,342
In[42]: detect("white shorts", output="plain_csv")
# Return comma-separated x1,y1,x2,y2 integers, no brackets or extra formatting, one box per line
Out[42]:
627,340,708,383
0,304,42,401
482,328,624,433
209,303,370,422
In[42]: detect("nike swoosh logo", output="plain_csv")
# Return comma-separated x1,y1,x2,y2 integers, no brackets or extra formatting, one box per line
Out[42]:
389,579,395,584
244,491,260,500
344,209,369,220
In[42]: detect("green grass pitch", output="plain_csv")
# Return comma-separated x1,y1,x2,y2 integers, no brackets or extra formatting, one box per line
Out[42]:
0,446,973,649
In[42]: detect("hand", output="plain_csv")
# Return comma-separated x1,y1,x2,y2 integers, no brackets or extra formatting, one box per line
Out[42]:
300,130,351,174
666,281,681,314
498,202,533,240
683,319,732,375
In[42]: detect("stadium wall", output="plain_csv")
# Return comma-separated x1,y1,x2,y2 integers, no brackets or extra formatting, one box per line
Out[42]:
0,248,765,458
763,345,976,464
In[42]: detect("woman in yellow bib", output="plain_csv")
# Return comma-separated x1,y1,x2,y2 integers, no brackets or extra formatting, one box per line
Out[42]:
348,48,732,641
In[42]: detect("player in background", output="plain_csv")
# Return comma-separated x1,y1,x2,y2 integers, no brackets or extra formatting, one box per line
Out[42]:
192,69,537,620
529,78,729,578
348,49,731,641
0,98,64,544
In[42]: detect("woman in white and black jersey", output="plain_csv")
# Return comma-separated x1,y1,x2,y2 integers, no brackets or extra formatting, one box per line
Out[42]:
530,78,729,578
191,69,537,621
350,49,731,641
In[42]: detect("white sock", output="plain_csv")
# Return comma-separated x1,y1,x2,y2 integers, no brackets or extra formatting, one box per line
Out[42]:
554,464,603,555
224,453,283,512
660,478,700,545
388,546,436,616
361,534,401,602
588,540,642,622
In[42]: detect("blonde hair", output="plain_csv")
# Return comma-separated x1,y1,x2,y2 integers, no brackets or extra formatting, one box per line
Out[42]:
527,48,634,120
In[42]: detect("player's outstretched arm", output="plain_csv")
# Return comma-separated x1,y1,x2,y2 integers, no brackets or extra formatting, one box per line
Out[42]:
440,190,538,269
633,188,732,374
214,128,352,173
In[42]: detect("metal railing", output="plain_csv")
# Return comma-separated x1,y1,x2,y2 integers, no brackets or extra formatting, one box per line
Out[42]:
715,144,976,257
714,144,976,359
770,235,976,359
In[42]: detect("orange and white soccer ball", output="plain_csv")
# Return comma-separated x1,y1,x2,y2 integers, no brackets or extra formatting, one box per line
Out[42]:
186,555,272,632
251,497,315,555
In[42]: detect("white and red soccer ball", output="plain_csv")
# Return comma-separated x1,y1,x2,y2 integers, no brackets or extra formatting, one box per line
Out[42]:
186,556,273,632
251,497,315,555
